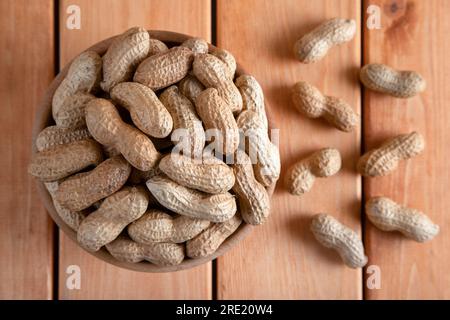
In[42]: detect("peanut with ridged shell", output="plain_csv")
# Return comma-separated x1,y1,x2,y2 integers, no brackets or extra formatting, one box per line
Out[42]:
28,139,103,182
291,81,359,132
44,181,87,231
55,155,131,211
85,98,160,171
193,53,242,113
159,153,235,194
310,214,367,268
146,175,237,223
54,92,95,129
235,74,268,129
159,85,205,158
52,51,101,119
365,197,439,242
233,150,270,225
237,110,280,187
35,126,91,152
148,38,169,55
101,27,150,92
211,48,236,79
186,213,242,258
294,18,356,63
179,75,205,103
360,63,426,98
195,88,240,155
77,186,149,252
358,132,425,177
134,46,194,90
181,37,209,54
106,235,184,266
287,148,341,195
110,82,173,138
128,209,211,244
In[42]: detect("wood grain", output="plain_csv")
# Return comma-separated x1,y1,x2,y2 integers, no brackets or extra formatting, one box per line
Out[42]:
216,0,363,299
58,0,212,299
59,0,211,64
2,0,447,300
0,0,54,299
363,0,450,299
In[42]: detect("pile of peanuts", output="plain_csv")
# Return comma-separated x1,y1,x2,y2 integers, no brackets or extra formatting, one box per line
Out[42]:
29,20,439,270
288,18,438,268
29,27,280,267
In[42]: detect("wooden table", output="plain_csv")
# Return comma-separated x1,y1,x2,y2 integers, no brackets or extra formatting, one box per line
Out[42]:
1,0,449,299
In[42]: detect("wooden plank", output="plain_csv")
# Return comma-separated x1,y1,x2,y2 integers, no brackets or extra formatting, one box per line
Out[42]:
58,0,211,299
216,0,362,299
0,0,55,299
59,0,211,64
363,0,450,299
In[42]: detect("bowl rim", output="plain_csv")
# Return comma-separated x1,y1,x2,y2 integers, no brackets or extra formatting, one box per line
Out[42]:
31,30,277,273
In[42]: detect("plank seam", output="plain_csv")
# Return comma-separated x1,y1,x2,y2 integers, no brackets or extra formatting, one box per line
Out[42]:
211,0,218,301
360,0,367,301
52,0,60,301
211,0,217,45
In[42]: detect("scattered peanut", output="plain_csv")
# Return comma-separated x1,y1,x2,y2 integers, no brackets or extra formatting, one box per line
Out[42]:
159,153,235,194
193,53,242,113
294,18,356,63
195,88,240,155
52,51,101,119
55,155,131,211
187,213,242,258
159,85,205,157
134,46,194,90
310,214,367,268
237,110,280,187
128,209,211,244
181,37,209,54
360,63,426,98
287,148,341,195
358,131,425,177
101,27,150,92
146,175,237,223
106,235,184,266
36,125,91,151
85,98,160,171
233,150,270,225
179,75,205,103
366,197,439,242
235,74,268,129
29,139,103,182
110,82,173,138
291,81,359,132
77,186,149,251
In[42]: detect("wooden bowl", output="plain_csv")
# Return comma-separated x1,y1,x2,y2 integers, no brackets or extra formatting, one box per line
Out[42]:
31,30,277,273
